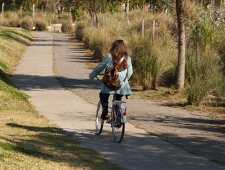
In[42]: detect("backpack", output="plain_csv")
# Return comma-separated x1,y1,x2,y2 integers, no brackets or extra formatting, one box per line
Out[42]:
102,57,127,90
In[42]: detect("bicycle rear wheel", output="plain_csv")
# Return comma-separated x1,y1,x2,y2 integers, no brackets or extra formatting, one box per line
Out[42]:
95,101,104,135
111,109,125,143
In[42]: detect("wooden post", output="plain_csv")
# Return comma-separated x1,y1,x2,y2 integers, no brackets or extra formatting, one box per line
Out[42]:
196,27,201,65
152,19,156,44
142,19,145,38
33,4,35,20
126,0,129,14
20,5,23,13
2,3,4,19
112,6,114,16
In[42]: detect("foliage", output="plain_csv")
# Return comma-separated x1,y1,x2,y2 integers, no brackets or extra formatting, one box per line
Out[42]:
71,8,85,21
34,19,47,31
20,16,33,30
60,13,74,32
129,33,176,90
185,51,224,105
75,22,86,41
84,27,110,59
191,12,218,52
61,21,73,32
212,25,225,74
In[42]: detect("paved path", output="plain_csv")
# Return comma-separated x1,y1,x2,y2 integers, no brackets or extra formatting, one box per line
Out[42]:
12,32,224,170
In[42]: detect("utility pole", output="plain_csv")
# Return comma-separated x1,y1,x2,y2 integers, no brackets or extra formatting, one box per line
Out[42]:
142,19,145,38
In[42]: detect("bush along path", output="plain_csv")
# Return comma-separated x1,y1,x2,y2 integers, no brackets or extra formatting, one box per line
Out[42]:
53,33,225,167
11,31,224,170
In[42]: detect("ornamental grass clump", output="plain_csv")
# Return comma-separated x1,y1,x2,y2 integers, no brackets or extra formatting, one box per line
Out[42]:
34,19,47,31
84,28,111,60
75,22,86,41
185,52,224,105
20,17,33,30
61,13,74,33
129,34,176,90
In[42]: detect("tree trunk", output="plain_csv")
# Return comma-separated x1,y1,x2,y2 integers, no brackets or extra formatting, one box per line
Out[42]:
176,0,186,91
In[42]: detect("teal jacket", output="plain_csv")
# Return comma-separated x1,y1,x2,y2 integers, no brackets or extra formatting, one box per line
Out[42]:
89,53,133,95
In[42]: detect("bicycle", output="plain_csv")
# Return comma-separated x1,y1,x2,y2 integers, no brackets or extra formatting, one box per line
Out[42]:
95,90,128,143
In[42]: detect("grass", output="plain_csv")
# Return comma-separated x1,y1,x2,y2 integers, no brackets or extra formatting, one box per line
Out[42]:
132,86,225,118
0,27,122,169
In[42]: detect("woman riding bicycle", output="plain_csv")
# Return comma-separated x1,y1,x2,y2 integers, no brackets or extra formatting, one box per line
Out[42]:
89,39,133,120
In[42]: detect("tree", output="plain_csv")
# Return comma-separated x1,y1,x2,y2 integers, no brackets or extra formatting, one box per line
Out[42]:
176,0,186,91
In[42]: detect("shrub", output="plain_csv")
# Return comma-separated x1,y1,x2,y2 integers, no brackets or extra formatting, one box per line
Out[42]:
190,12,218,53
75,22,86,41
7,18,20,28
34,19,47,31
20,17,33,30
213,27,225,74
185,51,224,105
71,8,85,21
84,28,110,59
61,21,73,33
0,18,7,26
60,13,72,22
129,33,176,90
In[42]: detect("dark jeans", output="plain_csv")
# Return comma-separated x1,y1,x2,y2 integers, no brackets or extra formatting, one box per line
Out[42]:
99,92,123,108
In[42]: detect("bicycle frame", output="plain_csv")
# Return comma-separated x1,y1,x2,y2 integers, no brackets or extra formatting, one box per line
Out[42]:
95,76,128,143
111,99,127,124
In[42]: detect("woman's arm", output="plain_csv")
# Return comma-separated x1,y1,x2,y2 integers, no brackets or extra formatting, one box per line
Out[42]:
127,57,133,80
89,55,110,80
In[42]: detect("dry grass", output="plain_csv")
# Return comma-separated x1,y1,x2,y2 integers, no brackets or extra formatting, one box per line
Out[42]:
132,87,225,119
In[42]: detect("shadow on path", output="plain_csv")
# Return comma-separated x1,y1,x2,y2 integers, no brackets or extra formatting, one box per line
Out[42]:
12,74,100,91
4,123,223,170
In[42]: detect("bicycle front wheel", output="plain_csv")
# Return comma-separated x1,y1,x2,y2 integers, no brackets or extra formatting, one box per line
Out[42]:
95,100,104,135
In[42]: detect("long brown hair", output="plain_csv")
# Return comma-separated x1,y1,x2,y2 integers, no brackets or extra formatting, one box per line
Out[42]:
110,39,128,71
